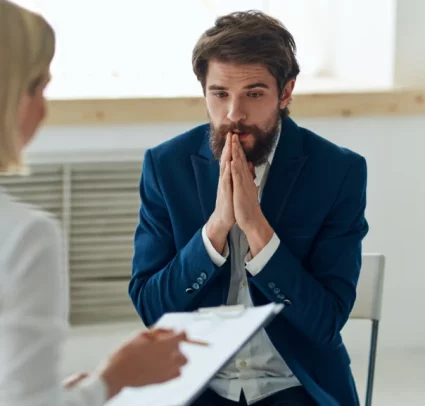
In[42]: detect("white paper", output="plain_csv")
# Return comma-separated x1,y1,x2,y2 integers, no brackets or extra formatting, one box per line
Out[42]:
106,303,283,406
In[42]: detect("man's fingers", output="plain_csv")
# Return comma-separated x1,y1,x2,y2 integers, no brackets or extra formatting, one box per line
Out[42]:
219,137,227,175
231,161,241,186
220,133,232,176
224,161,231,180
231,138,249,184
220,161,232,193
247,162,255,179
234,134,250,170
232,134,249,173
232,134,239,160
225,132,232,158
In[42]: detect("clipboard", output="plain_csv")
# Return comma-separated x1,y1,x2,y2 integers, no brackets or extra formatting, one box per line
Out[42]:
105,302,284,406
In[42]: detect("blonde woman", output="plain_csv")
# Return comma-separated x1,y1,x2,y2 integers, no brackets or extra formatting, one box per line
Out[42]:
0,1,187,405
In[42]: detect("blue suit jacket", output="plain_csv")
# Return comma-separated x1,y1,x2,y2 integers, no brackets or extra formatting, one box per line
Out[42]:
130,117,369,406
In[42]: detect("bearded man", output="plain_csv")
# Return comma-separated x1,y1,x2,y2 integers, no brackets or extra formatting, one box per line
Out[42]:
130,10,368,406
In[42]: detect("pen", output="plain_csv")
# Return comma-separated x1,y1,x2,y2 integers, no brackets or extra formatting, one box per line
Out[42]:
183,338,209,347
144,329,209,347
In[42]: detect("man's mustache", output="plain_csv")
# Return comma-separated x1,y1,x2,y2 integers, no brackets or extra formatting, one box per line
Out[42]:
218,123,261,136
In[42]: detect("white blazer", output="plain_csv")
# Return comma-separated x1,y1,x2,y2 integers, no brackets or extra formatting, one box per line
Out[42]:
0,188,106,406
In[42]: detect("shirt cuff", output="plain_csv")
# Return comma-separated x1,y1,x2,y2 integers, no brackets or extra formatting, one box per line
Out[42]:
245,233,280,276
73,375,108,405
202,225,229,267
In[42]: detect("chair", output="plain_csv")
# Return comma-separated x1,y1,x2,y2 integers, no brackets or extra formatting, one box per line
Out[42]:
349,253,385,406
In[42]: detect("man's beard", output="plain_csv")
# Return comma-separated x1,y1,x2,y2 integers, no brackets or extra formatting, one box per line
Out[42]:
209,110,280,167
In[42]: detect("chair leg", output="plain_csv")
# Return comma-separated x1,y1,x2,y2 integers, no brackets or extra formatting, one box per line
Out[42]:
365,320,379,406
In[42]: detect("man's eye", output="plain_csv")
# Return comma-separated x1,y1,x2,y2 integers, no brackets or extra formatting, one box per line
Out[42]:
214,92,228,98
248,92,263,98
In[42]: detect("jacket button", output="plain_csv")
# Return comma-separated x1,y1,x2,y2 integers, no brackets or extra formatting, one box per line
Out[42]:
283,299,292,306
192,283,200,290
185,287,194,293
268,282,275,289
200,272,207,280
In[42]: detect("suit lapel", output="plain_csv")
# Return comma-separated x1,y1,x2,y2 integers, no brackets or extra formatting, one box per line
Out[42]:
191,131,219,223
261,118,308,229
191,131,230,304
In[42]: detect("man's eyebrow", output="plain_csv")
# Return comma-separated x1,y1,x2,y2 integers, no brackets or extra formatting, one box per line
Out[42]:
207,82,270,91
208,84,228,91
244,82,269,89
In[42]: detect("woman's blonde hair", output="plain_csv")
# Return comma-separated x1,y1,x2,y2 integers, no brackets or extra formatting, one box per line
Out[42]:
0,0,55,174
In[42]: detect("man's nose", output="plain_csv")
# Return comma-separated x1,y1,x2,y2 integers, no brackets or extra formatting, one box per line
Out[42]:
227,99,247,123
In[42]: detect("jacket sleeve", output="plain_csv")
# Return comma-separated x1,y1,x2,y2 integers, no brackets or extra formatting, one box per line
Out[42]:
250,156,369,347
0,215,107,406
129,149,226,327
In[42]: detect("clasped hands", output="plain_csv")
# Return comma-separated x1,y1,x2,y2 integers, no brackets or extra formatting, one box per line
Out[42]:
206,133,274,258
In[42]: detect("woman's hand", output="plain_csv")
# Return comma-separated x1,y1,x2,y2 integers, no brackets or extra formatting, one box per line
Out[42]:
97,329,188,400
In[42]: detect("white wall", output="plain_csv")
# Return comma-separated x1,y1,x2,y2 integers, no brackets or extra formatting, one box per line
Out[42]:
302,116,425,351
26,115,425,374
394,0,425,87
332,0,396,88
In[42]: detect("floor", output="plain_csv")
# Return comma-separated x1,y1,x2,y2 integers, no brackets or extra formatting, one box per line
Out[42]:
350,349,425,406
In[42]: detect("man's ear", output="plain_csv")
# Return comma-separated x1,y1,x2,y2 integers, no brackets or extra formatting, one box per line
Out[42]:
279,79,295,110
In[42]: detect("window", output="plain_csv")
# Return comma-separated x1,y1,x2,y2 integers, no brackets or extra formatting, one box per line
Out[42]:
12,0,395,99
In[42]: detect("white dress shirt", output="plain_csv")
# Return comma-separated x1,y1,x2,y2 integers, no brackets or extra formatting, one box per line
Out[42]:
202,131,301,405
0,188,107,406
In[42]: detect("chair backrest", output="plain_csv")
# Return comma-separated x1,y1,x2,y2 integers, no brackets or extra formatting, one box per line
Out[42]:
350,254,385,321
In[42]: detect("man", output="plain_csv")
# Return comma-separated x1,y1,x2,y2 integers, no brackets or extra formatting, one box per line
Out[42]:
130,10,368,406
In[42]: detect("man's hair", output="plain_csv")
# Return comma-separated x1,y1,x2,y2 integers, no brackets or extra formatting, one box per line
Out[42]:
192,10,300,117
